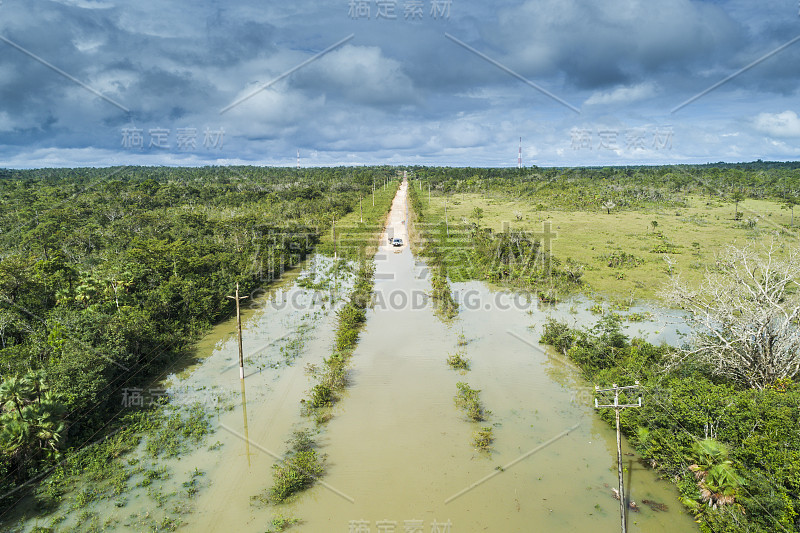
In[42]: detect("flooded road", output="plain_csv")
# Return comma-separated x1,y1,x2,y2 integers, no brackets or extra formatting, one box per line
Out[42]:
7,182,697,532
276,182,697,532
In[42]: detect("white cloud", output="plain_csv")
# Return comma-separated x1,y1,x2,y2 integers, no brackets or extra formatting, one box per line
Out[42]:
0,112,18,132
753,111,800,138
585,83,657,106
300,45,418,106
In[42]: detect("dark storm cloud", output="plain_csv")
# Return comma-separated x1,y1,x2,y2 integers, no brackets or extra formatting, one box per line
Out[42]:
0,0,798,167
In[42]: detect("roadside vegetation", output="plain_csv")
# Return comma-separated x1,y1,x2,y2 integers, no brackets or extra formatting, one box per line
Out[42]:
446,351,470,371
261,430,324,505
262,178,396,508
303,259,375,418
540,241,800,532
408,183,459,319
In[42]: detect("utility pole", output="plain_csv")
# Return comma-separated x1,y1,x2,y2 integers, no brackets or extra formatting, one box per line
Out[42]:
372,180,375,206
226,283,248,380
240,379,252,467
595,382,642,533
332,212,337,260
360,195,363,223
444,193,449,237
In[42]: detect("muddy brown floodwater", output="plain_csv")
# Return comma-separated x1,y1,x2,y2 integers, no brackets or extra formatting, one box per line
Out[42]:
8,182,698,532
272,234,697,531
242,181,694,532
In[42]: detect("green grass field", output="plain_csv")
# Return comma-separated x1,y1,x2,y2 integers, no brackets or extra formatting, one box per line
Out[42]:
413,186,799,301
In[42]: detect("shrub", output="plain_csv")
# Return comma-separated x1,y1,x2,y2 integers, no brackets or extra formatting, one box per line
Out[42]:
473,427,493,451
446,352,470,371
269,450,324,503
454,382,488,422
269,430,324,503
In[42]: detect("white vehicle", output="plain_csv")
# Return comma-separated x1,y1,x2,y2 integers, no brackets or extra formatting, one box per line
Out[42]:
392,238,403,247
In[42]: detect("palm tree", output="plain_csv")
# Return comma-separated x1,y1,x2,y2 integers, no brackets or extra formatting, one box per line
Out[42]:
0,374,67,467
0,416,33,469
688,439,744,509
25,369,49,404
0,375,34,417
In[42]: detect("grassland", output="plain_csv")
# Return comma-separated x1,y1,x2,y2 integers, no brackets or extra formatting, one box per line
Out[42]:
413,186,798,300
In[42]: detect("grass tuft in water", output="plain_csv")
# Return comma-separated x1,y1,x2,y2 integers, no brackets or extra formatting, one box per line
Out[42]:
267,513,301,532
446,351,470,371
267,430,326,504
473,426,494,451
454,382,489,422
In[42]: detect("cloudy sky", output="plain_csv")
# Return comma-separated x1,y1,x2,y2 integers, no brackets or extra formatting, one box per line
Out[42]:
0,0,798,168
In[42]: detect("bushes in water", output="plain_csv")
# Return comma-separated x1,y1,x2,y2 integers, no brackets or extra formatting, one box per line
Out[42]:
268,430,325,504
539,316,800,531
305,259,375,412
446,351,470,371
454,382,489,422
473,427,493,451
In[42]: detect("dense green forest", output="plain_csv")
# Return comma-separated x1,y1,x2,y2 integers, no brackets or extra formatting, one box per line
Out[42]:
0,166,397,507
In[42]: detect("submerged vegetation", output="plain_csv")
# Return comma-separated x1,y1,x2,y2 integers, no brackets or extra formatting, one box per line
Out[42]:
454,382,489,423
0,166,398,517
303,258,375,418
473,426,494,452
408,184,458,319
267,430,325,504
265,177,393,505
540,311,800,532
446,351,470,371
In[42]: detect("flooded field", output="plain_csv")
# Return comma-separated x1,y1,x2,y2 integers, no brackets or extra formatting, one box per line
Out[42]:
5,184,697,532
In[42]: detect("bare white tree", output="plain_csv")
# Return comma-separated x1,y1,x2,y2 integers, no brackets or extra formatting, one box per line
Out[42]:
662,241,800,389
602,200,616,214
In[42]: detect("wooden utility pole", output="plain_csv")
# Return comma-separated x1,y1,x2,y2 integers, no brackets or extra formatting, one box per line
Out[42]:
595,382,642,533
227,283,248,380
240,379,253,467
444,193,449,237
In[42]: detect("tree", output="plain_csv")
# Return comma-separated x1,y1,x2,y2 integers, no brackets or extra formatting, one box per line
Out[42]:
650,220,658,232
663,241,800,389
602,200,616,214
0,375,33,417
683,439,744,518
781,194,798,226
0,372,66,477
730,190,745,219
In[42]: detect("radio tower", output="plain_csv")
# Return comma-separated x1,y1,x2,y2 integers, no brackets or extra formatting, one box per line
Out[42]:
296,149,300,170
518,137,522,169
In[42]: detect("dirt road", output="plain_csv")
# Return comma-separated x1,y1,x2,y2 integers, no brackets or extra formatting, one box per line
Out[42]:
381,178,409,248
